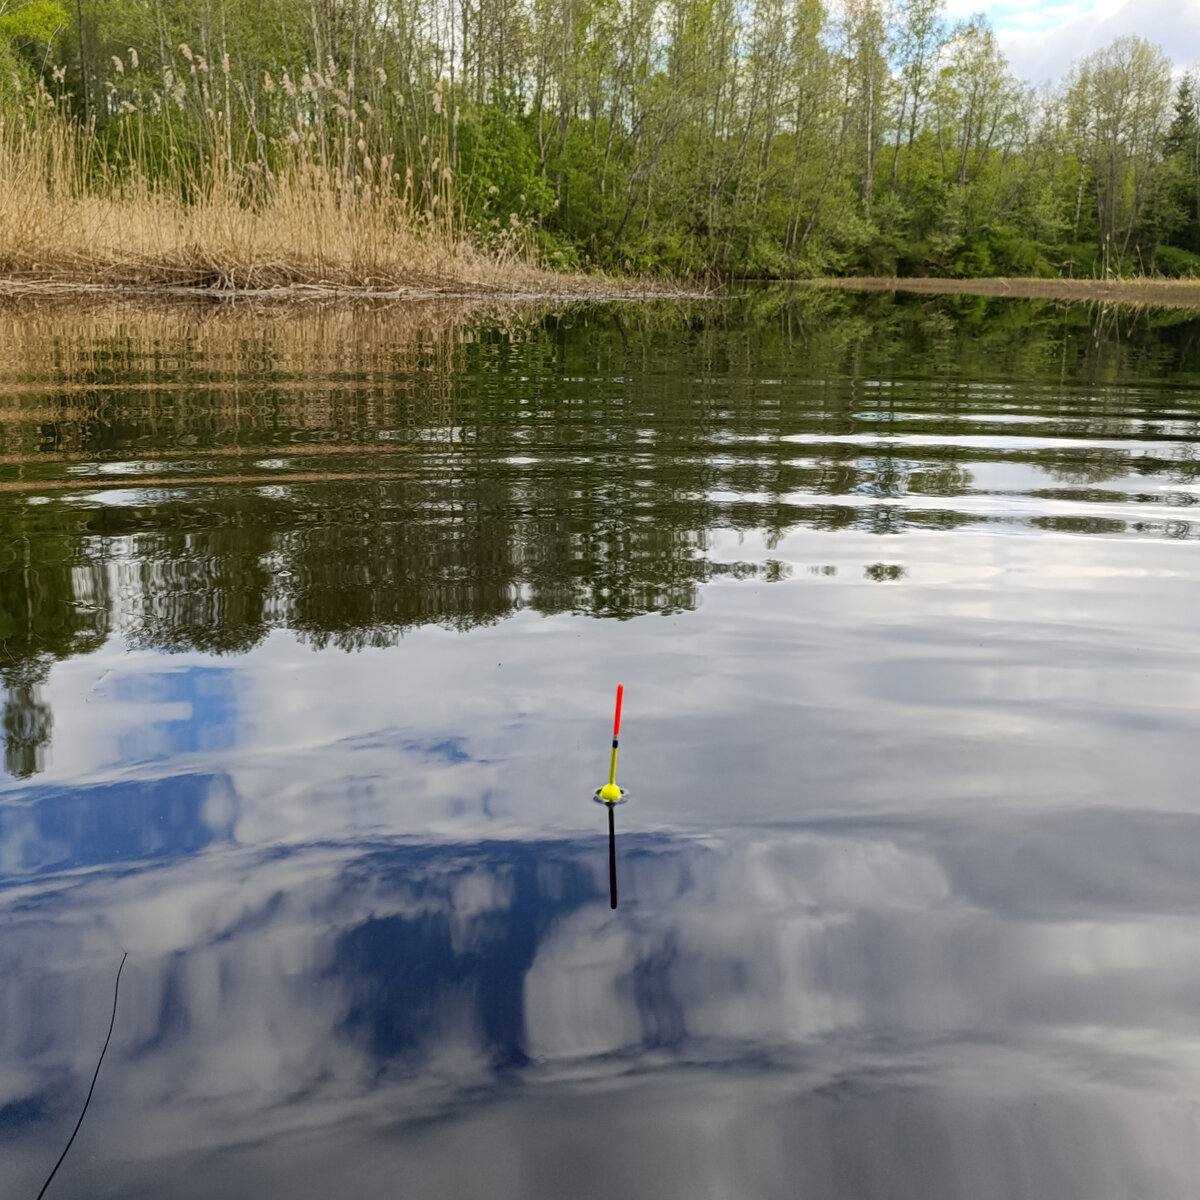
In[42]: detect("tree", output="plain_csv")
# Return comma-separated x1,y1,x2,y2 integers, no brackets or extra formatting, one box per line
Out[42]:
839,0,891,218
888,0,944,196
1161,73,1200,253
1066,36,1172,269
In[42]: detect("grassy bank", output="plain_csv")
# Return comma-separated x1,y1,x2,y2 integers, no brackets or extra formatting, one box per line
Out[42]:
4,107,1196,305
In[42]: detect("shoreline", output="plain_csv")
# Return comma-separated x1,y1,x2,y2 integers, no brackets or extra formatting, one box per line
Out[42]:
0,277,701,304
3,273,1200,308
811,275,1200,308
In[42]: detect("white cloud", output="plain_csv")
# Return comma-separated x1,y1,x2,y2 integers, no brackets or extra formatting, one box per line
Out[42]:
990,0,1200,87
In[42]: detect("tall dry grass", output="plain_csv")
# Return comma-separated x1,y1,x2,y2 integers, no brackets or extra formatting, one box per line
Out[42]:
0,68,571,294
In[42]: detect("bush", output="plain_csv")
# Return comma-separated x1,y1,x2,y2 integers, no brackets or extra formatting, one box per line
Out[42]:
950,228,1054,278
1151,244,1200,277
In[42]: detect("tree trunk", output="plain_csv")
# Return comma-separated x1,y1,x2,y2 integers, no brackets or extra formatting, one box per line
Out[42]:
76,0,89,125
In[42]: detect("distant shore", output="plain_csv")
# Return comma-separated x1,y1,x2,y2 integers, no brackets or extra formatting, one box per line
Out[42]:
3,270,1199,308
815,276,1200,308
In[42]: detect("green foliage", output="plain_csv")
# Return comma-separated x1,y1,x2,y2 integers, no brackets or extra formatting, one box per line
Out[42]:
0,0,67,106
458,97,555,231
950,227,1054,278
1058,242,1101,277
1152,245,1200,278
1160,76,1200,253
0,0,68,43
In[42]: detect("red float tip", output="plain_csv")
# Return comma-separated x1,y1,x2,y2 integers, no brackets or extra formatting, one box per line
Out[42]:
613,684,624,738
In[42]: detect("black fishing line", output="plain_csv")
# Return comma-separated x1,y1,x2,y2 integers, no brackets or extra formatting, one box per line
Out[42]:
35,951,128,1200
608,802,618,909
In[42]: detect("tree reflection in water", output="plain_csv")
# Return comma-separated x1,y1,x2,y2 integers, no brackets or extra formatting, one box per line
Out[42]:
3,290,1200,781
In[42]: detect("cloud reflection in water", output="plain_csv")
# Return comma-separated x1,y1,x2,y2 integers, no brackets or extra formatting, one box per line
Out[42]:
5,807,1200,1198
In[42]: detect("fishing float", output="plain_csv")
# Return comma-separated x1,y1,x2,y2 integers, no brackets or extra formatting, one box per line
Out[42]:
593,684,627,908
594,684,627,805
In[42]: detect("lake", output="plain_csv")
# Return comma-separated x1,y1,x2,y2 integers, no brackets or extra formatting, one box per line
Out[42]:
3,288,1200,1198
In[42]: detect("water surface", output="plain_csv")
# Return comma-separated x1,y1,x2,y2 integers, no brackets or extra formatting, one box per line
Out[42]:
3,291,1200,1198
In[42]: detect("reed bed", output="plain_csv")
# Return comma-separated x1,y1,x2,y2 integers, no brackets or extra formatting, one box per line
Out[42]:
0,65,594,296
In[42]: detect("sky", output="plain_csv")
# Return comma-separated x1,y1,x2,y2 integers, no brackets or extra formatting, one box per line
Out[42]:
949,0,1200,86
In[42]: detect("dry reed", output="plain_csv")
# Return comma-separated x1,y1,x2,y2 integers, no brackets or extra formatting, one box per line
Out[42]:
0,76,600,296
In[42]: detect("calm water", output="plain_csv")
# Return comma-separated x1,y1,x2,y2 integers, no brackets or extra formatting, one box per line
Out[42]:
3,290,1200,1198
